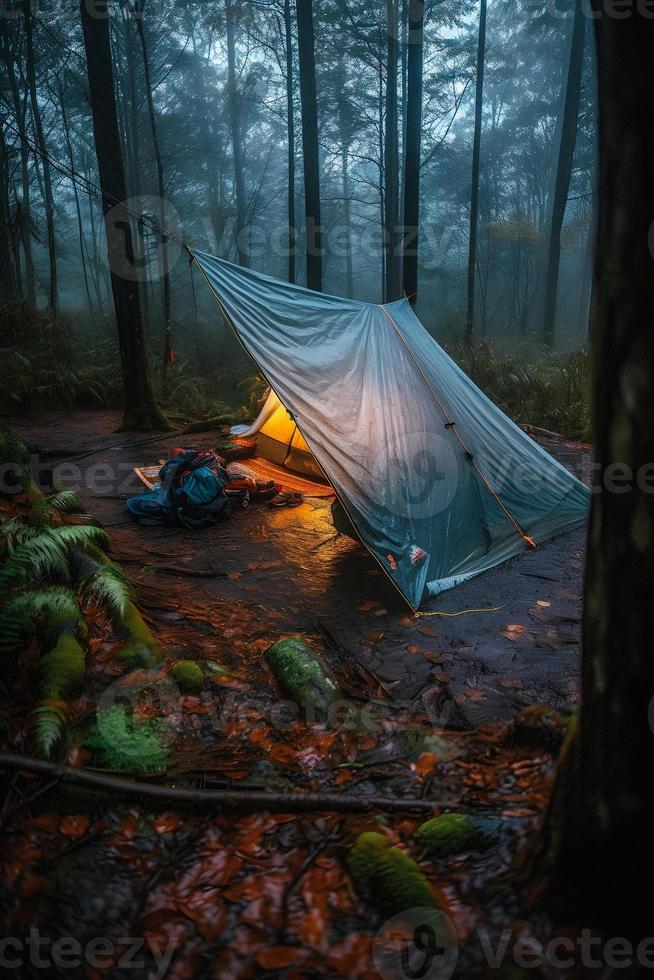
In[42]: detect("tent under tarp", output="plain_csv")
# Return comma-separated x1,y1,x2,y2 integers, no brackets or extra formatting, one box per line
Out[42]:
193,249,590,610
231,388,324,479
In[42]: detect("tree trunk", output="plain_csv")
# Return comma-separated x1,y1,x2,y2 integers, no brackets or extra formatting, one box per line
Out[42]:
0,124,17,300
341,144,353,298
384,0,400,301
59,85,94,315
134,3,174,381
24,5,57,314
225,0,250,268
296,0,322,291
123,10,151,334
542,0,586,347
401,0,424,305
284,0,296,284
533,6,654,940
0,21,35,305
79,0,169,431
465,0,486,343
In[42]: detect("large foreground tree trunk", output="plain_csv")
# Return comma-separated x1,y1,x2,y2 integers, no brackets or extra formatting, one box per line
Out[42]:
465,0,486,343
535,5,654,939
401,0,424,305
79,0,168,431
296,0,322,291
541,0,586,347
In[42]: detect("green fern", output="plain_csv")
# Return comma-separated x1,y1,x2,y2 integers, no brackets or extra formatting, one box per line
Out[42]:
50,525,109,551
86,705,169,772
0,524,109,595
0,587,80,653
0,533,70,595
30,704,68,759
46,489,84,514
80,565,134,620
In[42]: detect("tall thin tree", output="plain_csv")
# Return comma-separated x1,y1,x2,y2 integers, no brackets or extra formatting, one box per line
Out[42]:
226,0,250,268
465,0,487,343
24,4,57,312
542,0,586,346
133,0,174,378
401,0,424,305
79,0,168,431
296,0,322,291
283,0,296,283
384,0,400,301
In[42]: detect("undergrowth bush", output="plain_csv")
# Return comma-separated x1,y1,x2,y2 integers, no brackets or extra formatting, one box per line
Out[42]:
0,302,590,438
449,341,590,439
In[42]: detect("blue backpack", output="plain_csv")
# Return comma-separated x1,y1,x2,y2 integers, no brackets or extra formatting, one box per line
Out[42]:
127,449,232,528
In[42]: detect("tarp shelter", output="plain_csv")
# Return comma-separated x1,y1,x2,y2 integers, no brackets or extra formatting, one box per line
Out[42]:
192,249,590,610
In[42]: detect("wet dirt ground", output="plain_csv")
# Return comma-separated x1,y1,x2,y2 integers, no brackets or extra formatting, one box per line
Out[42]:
9,409,588,727
0,410,592,979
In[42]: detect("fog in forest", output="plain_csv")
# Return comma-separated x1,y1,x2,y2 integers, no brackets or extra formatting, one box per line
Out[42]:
1,0,596,427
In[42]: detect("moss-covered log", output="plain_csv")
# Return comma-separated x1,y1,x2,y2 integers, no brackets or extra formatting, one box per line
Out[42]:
265,635,340,719
414,812,487,858
347,831,441,915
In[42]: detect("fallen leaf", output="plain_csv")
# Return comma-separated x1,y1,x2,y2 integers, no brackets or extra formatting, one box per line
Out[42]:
503,623,528,640
19,875,48,898
255,947,305,969
411,752,439,775
360,631,384,644
153,813,181,835
60,815,90,838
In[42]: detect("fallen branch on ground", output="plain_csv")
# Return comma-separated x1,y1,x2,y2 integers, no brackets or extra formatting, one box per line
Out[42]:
0,753,438,814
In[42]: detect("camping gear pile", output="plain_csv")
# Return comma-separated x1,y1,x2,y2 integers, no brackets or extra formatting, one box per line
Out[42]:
126,448,291,528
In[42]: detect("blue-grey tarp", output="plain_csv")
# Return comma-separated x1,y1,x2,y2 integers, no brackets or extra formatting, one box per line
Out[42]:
193,249,590,610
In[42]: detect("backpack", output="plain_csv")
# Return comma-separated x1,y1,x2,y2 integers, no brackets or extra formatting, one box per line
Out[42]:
128,449,232,528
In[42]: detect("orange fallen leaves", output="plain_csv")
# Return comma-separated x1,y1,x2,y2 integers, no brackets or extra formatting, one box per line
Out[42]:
153,813,181,835
411,751,439,775
59,814,91,838
255,946,305,969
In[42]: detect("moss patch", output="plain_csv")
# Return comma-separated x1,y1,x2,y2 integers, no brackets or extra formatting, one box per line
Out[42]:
171,659,204,693
116,601,160,668
37,634,86,700
347,831,440,915
414,812,486,858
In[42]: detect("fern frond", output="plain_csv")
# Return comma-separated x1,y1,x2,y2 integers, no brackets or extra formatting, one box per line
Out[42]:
0,587,80,652
47,489,84,514
80,565,134,620
30,704,68,758
86,705,169,772
0,532,70,595
52,525,110,552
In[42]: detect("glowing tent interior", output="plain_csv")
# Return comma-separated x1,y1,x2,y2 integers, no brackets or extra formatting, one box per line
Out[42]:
231,388,324,480
192,249,590,610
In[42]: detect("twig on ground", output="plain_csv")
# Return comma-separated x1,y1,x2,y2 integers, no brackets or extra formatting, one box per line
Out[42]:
0,754,439,814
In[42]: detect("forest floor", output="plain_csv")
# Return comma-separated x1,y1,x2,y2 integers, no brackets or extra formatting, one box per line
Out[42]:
0,410,592,979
